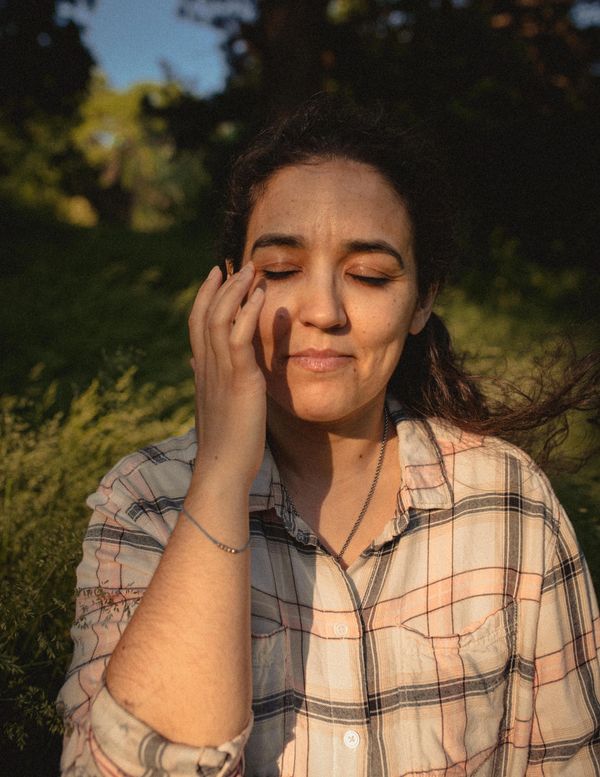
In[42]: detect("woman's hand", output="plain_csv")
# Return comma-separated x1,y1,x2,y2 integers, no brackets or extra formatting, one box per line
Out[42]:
189,262,266,488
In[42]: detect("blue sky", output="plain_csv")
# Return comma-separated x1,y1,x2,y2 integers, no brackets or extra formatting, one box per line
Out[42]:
59,0,228,95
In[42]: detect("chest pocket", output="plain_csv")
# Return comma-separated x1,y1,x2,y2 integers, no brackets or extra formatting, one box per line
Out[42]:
394,600,517,776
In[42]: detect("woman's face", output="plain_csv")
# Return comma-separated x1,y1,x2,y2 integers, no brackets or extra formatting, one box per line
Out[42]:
242,159,433,424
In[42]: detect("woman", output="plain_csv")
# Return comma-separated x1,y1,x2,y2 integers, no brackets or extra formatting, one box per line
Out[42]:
58,96,600,776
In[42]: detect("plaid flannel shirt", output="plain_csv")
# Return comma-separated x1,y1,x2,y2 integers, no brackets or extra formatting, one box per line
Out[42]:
58,398,600,776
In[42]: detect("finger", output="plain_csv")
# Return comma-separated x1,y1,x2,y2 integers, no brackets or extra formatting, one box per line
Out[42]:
190,263,248,362
190,265,223,315
205,264,256,360
205,262,255,322
229,286,265,371
189,266,223,356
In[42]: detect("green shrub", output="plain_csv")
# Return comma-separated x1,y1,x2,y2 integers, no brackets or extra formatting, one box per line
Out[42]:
0,368,193,767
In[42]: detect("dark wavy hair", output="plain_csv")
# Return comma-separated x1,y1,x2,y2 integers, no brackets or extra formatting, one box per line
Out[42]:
219,94,598,466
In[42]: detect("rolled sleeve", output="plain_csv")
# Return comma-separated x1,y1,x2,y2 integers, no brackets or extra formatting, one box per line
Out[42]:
89,685,252,777
59,683,252,777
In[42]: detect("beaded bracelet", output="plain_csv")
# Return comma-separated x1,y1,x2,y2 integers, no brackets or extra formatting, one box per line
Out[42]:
180,507,251,554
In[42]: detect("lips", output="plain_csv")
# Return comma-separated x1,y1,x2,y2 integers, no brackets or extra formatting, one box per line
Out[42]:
287,348,353,372
291,348,348,358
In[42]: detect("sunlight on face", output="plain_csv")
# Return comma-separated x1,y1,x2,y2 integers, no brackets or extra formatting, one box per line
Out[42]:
242,159,432,424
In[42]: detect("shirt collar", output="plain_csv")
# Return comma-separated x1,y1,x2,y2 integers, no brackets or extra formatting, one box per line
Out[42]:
387,396,454,511
248,397,454,546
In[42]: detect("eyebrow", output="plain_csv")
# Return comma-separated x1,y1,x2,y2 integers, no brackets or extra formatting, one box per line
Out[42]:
343,239,405,269
251,234,304,254
251,234,405,269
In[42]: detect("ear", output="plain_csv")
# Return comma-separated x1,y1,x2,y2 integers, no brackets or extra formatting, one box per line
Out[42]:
225,258,235,278
409,284,438,336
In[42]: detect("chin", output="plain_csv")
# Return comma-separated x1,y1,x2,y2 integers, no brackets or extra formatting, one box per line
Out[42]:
268,383,378,425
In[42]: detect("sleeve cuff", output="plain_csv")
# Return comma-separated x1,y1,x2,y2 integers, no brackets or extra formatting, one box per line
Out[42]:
90,685,253,777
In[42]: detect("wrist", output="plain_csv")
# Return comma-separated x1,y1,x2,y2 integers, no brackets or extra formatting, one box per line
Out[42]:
186,467,252,508
193,450,259,490
182,474,251,553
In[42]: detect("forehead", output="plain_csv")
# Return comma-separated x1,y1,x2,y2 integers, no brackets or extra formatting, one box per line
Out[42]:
247,159,412,244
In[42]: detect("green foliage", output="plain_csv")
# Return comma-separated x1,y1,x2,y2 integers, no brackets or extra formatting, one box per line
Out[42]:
72,73,210,229
0,367,193,758
0,112,89,220
0,72,211,231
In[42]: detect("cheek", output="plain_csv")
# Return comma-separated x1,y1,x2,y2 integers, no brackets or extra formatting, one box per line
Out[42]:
360,311,413,366
255,303,292,358
382,294,419,346
364,309,405,343
382,328,410,365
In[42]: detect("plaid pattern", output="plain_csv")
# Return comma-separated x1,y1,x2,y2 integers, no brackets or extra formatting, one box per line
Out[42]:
58,397,600,776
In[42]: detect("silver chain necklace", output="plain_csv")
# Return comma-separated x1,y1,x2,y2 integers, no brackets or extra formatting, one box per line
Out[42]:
281,408,389,564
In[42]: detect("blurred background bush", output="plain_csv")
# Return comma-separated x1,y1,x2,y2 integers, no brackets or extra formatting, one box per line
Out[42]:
1,0,599,772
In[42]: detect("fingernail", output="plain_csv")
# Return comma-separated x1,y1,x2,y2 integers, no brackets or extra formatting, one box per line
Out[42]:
208,265,220,278
239,263,253,275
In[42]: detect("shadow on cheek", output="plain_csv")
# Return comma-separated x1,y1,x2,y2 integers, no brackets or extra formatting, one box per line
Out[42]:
275,307,292,406
253,306,292,406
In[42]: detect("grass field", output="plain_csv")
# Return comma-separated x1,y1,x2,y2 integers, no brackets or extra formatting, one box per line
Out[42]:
1,205,598,771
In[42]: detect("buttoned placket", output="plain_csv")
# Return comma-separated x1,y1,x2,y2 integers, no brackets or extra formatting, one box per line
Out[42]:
323,551,372,774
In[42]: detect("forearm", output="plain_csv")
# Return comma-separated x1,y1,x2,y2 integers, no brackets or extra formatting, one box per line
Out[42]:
101,261,264,754
105,474,252,748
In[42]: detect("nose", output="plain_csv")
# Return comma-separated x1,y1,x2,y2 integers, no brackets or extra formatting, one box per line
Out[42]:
297,272,347,330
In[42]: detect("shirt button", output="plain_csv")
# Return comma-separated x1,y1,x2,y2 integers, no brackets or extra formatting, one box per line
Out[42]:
334,623,349,637
343,729,360,749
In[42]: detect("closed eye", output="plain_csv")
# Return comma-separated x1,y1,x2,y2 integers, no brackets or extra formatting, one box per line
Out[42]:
262,269,298,280
262,270,391,286
350,274,391,287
